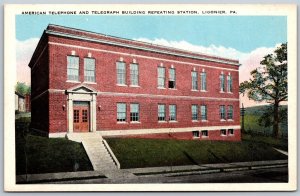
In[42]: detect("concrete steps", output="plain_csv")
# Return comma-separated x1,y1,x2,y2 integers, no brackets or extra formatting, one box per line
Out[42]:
67,133,120,171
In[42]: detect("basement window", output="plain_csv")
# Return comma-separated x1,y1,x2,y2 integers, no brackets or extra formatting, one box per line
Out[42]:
201,130,208,137
193,131,200,138
228,129,234,135
221,129,227,136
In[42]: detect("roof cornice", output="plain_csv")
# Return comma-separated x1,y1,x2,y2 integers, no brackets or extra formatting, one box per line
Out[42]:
45,29,241,67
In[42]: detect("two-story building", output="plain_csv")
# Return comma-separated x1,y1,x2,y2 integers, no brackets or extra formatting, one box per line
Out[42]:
29,24,241,141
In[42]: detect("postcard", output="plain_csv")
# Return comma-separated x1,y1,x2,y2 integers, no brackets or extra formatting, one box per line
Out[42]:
4,4,297,191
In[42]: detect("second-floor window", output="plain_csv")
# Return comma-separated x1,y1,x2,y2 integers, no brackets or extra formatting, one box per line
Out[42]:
158,104,166,121
227,75,233,92
67,56,79,81
169,105,177,121
201,105,207,120
191,71,198,90
220,105,226,120
130,103,140,122
201,71,207,91
168,68,176,89
116,61,126,85
220,73,225,92
84,58,95,82
227,105,233,120
157,67,165,88
130,63,139,86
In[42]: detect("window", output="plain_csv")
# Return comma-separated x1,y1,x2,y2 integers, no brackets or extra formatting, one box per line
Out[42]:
73,109,79,123
227,105,233,120
201,105,207,120
191,71,198,90
193,131,200,138
220,105,226,120
169,105,177,121
84,58,95,82
116,61,126,85
202,130,208,137
67,56,79,81
157,67,166,88
130,103,139,122
228,129,234,135
220,73,225,92
168,68,176,88
201,71,207,91
158,104,166,121
82,110,88,122
117,103,126,122
130,63,139,86
192,105,198,121
221,129,227,136
227,75,233,92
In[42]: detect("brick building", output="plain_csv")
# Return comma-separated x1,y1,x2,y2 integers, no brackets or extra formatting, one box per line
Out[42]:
29,24,241,141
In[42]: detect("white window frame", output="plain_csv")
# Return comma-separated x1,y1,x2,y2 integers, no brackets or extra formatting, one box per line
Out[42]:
67,56,79,81
220,129,227,136
169,104,177,121
201,71,207,91
168,68,176,89
227,105,233,120
192,131,200,138
191,71,198,90
201,130,208,137
117,103,126,122
130,63,139,86
220,105,226,120
130,103,140,122
192,105,198,121
84,58,96,82
158,104,166,121
157,67,166,88
201,105,207,121
227,74,233,93
220,73,225,92
116,61,126,85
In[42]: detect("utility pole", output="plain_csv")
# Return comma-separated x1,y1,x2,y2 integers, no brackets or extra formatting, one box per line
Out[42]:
241,103,245,133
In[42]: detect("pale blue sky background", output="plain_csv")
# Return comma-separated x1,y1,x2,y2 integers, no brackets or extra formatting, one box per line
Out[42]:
16,15,286,53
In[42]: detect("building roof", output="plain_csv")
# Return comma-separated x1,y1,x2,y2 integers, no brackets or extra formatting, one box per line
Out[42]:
30,24,241,67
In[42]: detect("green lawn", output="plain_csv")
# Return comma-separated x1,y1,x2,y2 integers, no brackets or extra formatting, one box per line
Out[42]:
16,118,93,175
106,138,287,169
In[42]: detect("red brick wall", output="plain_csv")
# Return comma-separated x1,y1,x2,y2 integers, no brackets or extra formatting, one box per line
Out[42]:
108,129,241,141
48,92,68,133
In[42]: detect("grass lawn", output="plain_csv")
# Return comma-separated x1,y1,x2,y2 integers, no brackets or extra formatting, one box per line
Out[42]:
106,138,287,169
16,118,92,175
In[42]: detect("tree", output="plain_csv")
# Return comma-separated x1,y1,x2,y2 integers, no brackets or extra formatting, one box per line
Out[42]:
15,82,31,96
240,43,287,138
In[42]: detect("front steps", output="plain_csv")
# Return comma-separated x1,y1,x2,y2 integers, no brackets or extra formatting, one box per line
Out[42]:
67,133,120,171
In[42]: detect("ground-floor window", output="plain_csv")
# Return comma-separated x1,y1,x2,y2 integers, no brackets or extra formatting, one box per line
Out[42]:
117,103,126,122
192,105,198,120
201,130,208,137
220,129,227,136
228,129,234,135
130,103,140,122
192,130,200,138
158,104,166,121
169,105,177,121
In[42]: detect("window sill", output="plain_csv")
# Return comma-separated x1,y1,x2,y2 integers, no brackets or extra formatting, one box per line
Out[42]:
66,80,80,83
227,119,234,122
117,84,128,87
168,88,177,90
220,91,225,93
157,87,166,89
191,89,199,92
220,119,226,122
169,121,178,123
201,136,209,138
130,121,141,124
130,85,140,88
227,92,233,94
83,81,97,84
193,137,200,139
192,120,199,122
221,135,227,137
201,120,208,122
158,121,167,123
117,122,128,124
200,90,208,92
228,134,235,136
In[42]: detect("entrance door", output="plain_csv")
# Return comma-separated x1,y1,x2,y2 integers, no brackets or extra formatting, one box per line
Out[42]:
73,101,89,132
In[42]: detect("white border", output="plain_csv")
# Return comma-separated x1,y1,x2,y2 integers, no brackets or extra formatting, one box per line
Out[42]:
4,4,297,192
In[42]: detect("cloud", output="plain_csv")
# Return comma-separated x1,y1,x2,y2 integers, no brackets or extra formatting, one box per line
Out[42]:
16,38,39,84
136,38,280,107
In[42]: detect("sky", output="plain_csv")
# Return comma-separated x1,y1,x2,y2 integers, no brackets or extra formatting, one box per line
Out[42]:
16,15,287,107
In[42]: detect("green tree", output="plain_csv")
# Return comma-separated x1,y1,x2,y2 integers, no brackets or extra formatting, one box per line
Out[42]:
15,82,31,96
240,43,287,138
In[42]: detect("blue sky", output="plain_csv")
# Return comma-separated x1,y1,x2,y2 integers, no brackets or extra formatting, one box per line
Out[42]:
16,15,286,53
